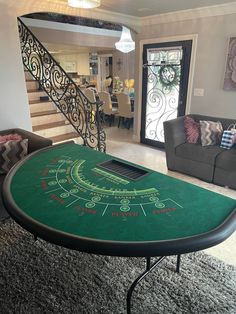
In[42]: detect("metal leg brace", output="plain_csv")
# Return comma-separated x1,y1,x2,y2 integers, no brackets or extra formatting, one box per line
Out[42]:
126,254,182,313
126,256,166,314
176,254,181,273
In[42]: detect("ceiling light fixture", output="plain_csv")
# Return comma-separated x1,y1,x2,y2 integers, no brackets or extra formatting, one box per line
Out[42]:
68,0,101,9
115,26,135,54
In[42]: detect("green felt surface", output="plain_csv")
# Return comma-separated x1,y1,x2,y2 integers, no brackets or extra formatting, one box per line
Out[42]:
10,142,236,242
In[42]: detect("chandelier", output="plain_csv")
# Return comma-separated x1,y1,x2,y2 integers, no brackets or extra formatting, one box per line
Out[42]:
68,0,101,9
115,26,135,53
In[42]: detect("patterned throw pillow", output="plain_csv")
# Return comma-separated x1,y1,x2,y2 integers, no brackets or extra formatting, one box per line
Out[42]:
0,139,28,174
220,130,236,149
184,116,200,143
200,120,223,146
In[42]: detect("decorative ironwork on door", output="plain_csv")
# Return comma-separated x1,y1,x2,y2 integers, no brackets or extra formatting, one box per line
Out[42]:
143,48,182,143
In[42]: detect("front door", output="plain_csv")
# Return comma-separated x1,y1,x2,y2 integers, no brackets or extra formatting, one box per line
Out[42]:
141,40,192,148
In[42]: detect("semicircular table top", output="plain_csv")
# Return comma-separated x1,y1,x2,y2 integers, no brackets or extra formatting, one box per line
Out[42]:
3,142,236,257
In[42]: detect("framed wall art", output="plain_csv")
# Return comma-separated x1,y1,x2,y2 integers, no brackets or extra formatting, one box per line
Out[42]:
223,37,236,91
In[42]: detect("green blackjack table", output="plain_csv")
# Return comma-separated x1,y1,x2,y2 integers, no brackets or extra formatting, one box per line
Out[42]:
3,142,236,313
3,141,236,256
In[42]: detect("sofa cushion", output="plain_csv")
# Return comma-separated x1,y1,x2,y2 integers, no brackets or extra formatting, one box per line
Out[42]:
184,116,200,143
175,143,223,165
200,120,223,146
215,148,236,171
0,139,28,174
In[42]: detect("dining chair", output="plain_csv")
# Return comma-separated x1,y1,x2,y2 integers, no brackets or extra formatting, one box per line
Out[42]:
98,91,118,126
83,88,101,123
116,92,134,129
84,88,96,103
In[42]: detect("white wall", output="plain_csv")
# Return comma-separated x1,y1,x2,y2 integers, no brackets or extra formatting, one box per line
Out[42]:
133,12,236,140
0,2,31,131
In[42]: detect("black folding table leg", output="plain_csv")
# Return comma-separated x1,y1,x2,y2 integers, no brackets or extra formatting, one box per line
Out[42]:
146,257,151,271
126,256,166,314
176,254,181,273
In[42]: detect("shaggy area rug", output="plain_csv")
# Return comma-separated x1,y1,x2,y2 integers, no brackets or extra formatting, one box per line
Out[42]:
0,220,235,314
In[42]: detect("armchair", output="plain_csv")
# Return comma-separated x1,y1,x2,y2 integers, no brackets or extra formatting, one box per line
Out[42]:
0,128,52,223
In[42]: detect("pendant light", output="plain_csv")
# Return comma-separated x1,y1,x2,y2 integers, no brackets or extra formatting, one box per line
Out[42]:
115,26,135,53
68,0,101,9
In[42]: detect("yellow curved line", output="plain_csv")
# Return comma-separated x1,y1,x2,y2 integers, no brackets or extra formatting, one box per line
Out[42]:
71,160,158,197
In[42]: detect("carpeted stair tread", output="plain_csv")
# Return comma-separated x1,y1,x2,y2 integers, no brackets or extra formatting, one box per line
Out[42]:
31,110,58,117
32,121,66,131
27,89,45,93
49,132,79,143
29,100,52,105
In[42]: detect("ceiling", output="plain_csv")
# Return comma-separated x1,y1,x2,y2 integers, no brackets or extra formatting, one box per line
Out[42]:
97,0,234,17
35,0,236,54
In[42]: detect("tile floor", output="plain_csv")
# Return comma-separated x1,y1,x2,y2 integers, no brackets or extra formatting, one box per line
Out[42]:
105,126,236,267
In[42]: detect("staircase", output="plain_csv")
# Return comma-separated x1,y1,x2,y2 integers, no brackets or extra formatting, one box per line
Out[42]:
25,71,81,144
18,17,106,152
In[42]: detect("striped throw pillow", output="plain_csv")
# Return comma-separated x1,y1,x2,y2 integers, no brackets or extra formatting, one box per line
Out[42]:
0,139,28,174
200,120,223,146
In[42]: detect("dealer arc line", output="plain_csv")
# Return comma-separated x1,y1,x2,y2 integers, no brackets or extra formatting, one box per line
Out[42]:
39,156,183,218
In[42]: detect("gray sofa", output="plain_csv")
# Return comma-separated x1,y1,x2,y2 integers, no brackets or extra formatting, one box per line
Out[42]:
163,114,236,189
0,128,53,222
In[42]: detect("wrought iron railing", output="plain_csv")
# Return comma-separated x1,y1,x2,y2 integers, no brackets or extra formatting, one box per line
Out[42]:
17,17,106,152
